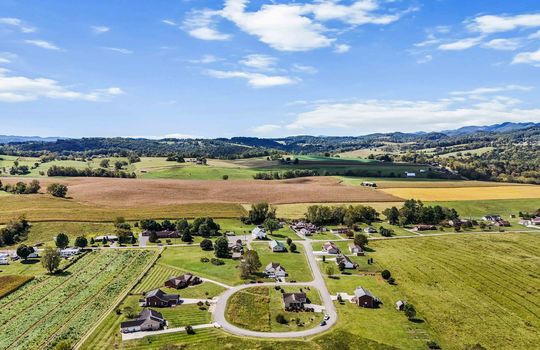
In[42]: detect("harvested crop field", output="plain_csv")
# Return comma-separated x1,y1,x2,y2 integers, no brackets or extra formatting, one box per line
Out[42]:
1,176,401,207
0,275,33,298
380,185,540,201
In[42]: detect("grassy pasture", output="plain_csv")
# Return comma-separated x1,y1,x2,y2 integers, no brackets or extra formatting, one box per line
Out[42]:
339,176,526,188
381,185,540,201
370,233,540,350
425,198,540,219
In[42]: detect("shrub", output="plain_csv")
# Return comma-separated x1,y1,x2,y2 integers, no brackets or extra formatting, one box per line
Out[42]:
275,314,287,324
381,270,391,280
210,258,224,265
426,340,441,349
200,257,209,263
388,277,395,285
222,175,229,180
185,325,195,335
200,239,213,251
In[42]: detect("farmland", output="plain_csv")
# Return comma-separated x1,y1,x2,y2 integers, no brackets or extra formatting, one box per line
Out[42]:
0,249,157,350
0,275,33,298
381,185,540,201
369,233,540,350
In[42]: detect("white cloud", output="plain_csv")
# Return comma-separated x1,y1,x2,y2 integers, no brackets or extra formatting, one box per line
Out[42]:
417,55,432,64
414,34,441,48
0,68,124,102
189,54,221,64
451,85,532,96
529,30,540,40
91,26,110,34
482,38,521,51
0,52,16,64
240,54,277,70
438,37,483,51
467,13,540,34
291,64,318,74
206,69,298,88
334,43,350,53
161,19,177,26
24,40,61,51
103,47,133,54
512,48,540,66
252,124,282,134
286,92,540,133
183,9,231,41
0,17,36,33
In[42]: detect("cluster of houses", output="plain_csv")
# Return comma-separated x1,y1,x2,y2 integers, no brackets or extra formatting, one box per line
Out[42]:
290,221,320,236
0,247,39,265
121,273,203,334
482,214,511,227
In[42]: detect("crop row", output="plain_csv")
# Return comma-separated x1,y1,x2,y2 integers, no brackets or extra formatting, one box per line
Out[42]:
0,249,156,350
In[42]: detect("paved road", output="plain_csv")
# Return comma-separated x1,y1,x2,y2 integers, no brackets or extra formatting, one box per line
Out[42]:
212,240,337,338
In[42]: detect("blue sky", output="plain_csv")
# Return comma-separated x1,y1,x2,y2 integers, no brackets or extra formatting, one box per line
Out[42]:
1,0,540,138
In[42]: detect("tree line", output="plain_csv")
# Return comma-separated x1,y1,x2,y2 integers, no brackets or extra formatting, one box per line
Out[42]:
305,204,379,226
47,165,136,178
382,199,459,226
253,169,319,180
0,217,30,247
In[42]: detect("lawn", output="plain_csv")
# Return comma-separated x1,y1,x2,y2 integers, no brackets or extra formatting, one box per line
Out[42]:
425,198,540,219
0,249,157,350
158,246,242,285
225,286,323,332
0,257,70,276
21,221,116,247
132,262,226,298
322,275,435,350
369,233,540,350
250,242,313,282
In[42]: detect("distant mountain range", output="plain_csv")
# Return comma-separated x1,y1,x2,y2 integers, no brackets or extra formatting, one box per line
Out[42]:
441,122,540,137
0,122,538,146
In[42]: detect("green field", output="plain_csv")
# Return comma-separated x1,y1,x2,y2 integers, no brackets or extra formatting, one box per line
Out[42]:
0,249,157,350
225,286,323,332
159,246,241,286
425,198,540,219
251,242,313,282
369,233,540,350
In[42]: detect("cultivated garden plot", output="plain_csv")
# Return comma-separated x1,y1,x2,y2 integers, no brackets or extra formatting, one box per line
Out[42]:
0,249,157,350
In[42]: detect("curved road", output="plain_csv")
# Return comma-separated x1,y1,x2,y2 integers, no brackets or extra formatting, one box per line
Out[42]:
213,241,337,338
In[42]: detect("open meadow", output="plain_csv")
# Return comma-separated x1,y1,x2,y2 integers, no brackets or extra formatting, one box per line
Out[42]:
381,185,540,201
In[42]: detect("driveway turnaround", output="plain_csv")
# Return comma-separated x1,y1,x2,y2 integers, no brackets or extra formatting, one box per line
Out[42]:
212,241,337,338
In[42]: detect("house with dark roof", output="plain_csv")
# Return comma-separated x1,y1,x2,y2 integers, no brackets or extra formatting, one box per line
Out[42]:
165,274,202,290
283,292,307,309
264,262,288,278
483,214,502,222
141,230,180,238
140,289,180,307
322,241,340,254
120,309,166,333
335,254,357,269
352,287,380,308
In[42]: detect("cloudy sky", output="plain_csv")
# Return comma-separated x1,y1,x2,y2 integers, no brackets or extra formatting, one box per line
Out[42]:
1,0,540,138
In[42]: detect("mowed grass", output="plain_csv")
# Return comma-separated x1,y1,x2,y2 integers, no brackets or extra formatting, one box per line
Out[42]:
225,286,323,332
425,198,540,219
323,275,435,350
370,233,540,350
381,185,540,201
271,202,405,219
0,193,245,223
23,221,116,247
132,263,226,298
339,176,525,188
0,275,33,298
158,246,241,286
251,242,313,282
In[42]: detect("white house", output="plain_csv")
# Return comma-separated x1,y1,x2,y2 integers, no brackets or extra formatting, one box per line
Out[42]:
251,226,267,239
349,244,365,256
336,254,357,269
0,256,9,265
322,241,340,254
364,227,376,234
60,247,81,258
264,262,287,278
269,240,287,252
405,172,416,177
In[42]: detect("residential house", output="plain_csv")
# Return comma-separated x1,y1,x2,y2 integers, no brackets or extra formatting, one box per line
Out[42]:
396,300,405,311
0,253,9,265
165,274,202,289
140,289,180,307
291,221,319,235
404,172,416,177
60,247,81,258
495,220,511,227
336,254,357,269
331,227,351,235
252,226,267,239
362,182,377,187
141,230,180,239
269,240,287,252
120,309,166,333
483,214,502,222
95,235,118,242
364,227,377,234
349,244,365,256
352,287,380,308
228,240,244,254
283,292,307,309
231,251,243,260
412,225,437,232
322,241,340,254
264,262,288,278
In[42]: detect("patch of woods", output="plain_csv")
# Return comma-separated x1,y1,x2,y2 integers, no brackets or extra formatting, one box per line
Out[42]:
253,169,319,180
0,180,68,197
140,217,221,244
0,216,30,247
382,199,459,226
47,165,136,178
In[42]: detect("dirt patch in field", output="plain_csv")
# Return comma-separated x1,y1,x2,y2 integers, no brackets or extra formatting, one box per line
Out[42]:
1,176,401,207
